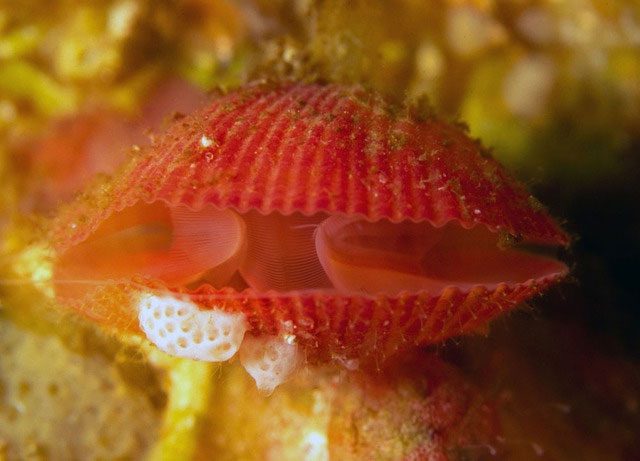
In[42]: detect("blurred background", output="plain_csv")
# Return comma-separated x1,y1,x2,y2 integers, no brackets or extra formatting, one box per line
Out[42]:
0,1,638,459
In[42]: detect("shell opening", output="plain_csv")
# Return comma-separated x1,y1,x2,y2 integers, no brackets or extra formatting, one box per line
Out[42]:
239,211,333,292
55,202,567,299
54,202,246,298
315,215,567,295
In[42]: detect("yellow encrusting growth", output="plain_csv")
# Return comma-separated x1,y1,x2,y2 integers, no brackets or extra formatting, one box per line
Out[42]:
10,244,55,298
145,346,216,461
0,316,162,460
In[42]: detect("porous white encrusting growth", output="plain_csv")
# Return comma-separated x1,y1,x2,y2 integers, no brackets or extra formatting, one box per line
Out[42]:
137,294,247,361
239,334,301,393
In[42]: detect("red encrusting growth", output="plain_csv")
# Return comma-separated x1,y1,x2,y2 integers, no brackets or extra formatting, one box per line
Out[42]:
24,78,207,212
326,353,501,459
49,80,570,365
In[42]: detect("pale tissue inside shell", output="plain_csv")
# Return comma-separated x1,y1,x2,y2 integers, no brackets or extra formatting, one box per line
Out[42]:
137,294,300,391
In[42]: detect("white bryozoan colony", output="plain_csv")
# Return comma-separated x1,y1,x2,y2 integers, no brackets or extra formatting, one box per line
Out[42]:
138,294,248,361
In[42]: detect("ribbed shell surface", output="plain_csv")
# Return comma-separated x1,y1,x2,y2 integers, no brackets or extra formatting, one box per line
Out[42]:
50,81,569,364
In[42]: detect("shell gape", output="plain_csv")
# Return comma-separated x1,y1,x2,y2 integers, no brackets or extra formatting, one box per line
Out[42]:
315,216,567,295
54,203,246,293
166,205,246,285
239,211,332,292
54,202,566,298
